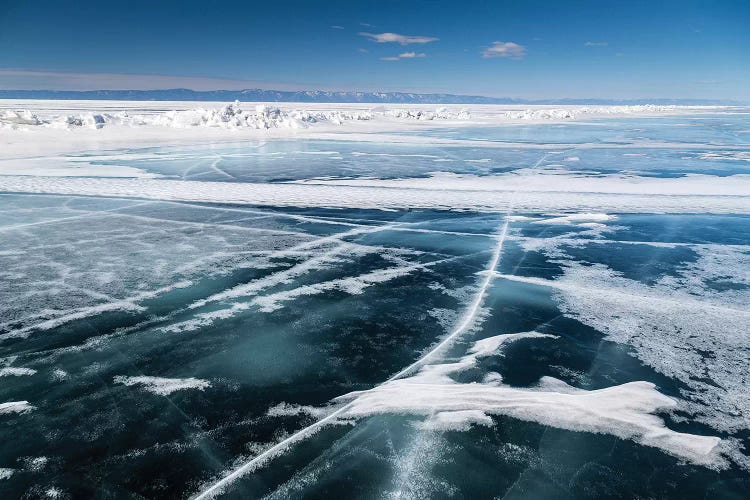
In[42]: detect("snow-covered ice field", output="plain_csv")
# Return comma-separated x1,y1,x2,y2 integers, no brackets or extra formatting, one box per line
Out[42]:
0,101,749,498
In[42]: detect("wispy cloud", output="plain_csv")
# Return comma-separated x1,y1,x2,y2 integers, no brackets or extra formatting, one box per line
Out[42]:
481,42,526,59
380,52,426,61
359,32,439,45
584,41,608,46
358,48,369,53
330,25,344,30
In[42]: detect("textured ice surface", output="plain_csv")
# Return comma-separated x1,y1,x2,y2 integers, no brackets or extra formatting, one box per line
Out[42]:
496,242,750,433
1,106,749,499
0,195,311,339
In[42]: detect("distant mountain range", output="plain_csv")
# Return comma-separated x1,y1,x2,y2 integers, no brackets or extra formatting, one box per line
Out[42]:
0,88,738,105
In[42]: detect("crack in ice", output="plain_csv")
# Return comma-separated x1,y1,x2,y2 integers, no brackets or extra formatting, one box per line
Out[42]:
190,219,510,499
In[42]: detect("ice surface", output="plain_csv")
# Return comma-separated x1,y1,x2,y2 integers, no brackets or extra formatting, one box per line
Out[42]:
1,104,749,498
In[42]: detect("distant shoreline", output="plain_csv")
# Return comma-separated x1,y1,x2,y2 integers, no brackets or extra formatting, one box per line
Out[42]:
0,89,737,106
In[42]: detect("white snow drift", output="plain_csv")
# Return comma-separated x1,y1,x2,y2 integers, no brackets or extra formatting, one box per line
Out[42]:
0,172,747,214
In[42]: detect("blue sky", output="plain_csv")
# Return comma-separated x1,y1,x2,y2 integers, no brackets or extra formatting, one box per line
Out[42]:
0,0,748,100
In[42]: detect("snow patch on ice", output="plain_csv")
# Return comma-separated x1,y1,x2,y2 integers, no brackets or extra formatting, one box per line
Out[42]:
113,375,211,395
0,366,36,377
252,263,429,313
697,151,750,162
0,401,35,415
22,456,48,471
417,409,495,431
266,402,329,419
527,213,616,226
469,331,558,357
337,331,723,467
1,173,748,217
495,243,750,433
45,487,64,499
293,170,750,197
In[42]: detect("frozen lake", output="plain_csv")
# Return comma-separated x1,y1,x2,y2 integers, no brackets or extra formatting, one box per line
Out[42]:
0,104,749,498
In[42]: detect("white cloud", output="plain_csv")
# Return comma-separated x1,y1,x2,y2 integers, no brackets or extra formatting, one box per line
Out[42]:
481,42,527,59
359,32,439,45
330,25,344,30
380,52,427,61
584,41,608,46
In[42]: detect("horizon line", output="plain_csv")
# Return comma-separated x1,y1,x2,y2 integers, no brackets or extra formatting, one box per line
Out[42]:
0,88,741,105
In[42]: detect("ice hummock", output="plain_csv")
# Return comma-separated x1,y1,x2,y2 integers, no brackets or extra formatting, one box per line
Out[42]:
0,102,695,131
0,102,475,131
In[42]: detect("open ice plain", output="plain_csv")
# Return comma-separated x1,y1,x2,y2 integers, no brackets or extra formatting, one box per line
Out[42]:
1,102,749,498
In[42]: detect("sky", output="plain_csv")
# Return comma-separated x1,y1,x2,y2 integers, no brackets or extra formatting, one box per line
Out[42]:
0,0,748,100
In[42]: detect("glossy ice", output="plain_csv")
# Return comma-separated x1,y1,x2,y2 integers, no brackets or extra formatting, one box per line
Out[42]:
0,109,748,499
